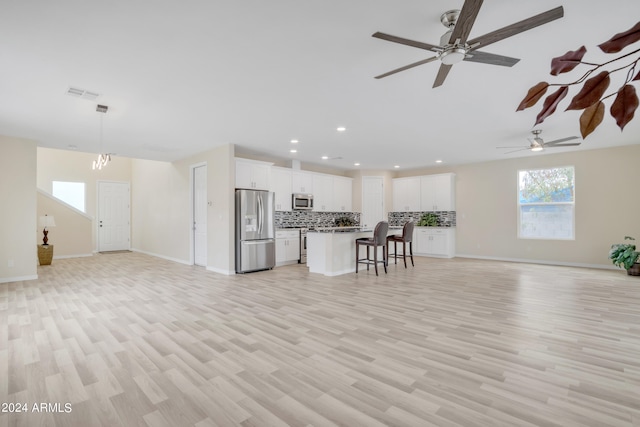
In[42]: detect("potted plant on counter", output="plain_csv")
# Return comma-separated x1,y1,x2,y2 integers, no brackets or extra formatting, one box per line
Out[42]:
417,213,439,227
609,236,640,276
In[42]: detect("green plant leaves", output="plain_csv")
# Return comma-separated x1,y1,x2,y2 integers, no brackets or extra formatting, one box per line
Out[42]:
598,21,640,53
610,84,639,130
609,241,640,270
535,86,568,125
579,101,604,138
516,82,549,111
550,46,587,75
566,71,610,111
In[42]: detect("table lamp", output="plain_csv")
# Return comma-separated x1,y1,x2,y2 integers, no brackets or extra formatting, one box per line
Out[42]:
39,215,56,245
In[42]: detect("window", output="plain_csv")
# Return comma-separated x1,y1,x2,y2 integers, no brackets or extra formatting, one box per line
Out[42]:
518,167,575,240
52,181,85,212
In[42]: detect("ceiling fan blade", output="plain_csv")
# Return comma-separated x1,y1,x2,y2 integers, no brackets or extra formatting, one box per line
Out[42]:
544,136,580,145
467,6,564,50
504,148,530,154
463,50,520,67
546,143,582,147
433,64,452,88
448,0,484,44
374,57,439,79
372,32,441,52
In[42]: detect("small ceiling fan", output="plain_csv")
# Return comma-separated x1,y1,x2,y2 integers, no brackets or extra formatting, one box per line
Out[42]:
497,130,581,154
372,0,563,87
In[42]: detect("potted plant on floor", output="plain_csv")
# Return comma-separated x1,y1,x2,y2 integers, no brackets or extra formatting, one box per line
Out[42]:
609,236,640,276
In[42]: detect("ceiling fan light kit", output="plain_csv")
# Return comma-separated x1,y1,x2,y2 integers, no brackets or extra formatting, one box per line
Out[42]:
372,0,564,87
497,129,581,154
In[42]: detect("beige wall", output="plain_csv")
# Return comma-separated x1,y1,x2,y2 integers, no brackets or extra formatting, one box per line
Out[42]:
132,144,236,274
131,158,191,263
37,191,93,258
1,136,37,282
36,147,132,251
398,144,640,268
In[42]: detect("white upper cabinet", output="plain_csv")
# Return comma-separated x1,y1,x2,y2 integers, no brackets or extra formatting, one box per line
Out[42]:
292,171,313,194
235,158,272,190
271,167,292,211
312,174,333,211
333,176,353,212
392,177,421,212
420,173,455,211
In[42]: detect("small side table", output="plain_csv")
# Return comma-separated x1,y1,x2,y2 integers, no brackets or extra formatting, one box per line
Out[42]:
38,244,54,266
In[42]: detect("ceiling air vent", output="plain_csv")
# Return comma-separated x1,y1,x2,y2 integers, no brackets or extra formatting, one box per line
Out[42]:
66,86,100,100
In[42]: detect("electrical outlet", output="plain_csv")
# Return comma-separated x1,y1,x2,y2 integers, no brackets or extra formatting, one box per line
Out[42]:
8,259,14,267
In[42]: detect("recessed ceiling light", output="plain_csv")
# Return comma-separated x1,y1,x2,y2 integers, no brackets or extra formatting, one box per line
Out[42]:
394,165,400,168
321,156,329,160
337,126,346,132
290,149,297,153
354,162,360,166
291,139,298,143
435,160,443,163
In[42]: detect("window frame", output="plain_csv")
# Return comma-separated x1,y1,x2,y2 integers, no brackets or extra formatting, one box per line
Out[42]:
517,166,575,241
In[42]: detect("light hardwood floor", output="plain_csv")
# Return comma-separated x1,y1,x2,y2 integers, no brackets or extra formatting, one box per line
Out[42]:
1,253,639,427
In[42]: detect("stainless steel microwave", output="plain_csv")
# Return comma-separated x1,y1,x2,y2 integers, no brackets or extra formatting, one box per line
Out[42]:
292,193,313,210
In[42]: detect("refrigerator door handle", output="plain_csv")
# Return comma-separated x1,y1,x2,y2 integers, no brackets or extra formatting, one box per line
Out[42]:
257,194,263,235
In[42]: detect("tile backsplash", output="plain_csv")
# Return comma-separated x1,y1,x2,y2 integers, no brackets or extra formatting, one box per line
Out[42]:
275,211,360,229
276,210,455,228
388,211,456,227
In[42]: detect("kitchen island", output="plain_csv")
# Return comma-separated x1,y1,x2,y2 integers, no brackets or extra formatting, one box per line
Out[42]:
306,227,400,276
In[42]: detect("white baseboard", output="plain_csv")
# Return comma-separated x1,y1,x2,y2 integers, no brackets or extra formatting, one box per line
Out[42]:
130,248,191,265
0,274,38,284
454,253,616,270
54,253,94,260
206,266,235,275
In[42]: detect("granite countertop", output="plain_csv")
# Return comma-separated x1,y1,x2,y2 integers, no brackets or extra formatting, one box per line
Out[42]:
309,226,403,233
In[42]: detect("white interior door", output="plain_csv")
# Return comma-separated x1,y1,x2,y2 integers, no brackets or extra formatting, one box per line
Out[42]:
193,164,207,266
98,181,130,252
362,176,384,228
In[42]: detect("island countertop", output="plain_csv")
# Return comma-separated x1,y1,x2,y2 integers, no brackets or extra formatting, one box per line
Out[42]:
309,226,402,233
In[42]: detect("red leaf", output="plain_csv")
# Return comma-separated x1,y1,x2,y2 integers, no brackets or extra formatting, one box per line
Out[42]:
610,84,639,131
633,69,640,81
565,71,610,111
535,86,568,126
598,21,640,53
579,101,605,138
516,82,549,111
550,46,587,75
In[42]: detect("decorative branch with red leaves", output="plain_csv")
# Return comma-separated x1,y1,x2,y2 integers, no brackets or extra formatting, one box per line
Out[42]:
517,21,640,138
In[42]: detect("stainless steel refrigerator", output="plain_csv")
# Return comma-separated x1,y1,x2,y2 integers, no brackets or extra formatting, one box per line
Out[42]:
235,189,276,273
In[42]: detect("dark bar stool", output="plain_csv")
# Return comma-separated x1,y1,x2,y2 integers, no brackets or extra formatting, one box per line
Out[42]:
387,221,414,268
355,221,388,276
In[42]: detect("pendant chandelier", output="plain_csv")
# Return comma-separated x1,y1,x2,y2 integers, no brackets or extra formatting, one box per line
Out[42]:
92,104,111,170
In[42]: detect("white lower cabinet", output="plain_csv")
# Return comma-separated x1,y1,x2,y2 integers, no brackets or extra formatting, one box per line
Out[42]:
276,230,300,266
414,227,455,258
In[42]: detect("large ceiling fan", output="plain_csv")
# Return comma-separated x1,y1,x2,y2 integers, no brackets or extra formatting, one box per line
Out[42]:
372,0,564,87
497,130,581,154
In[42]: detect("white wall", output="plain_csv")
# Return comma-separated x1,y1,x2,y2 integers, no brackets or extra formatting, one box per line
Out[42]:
0,136,37,283
130,158,191,263
132,144,235,274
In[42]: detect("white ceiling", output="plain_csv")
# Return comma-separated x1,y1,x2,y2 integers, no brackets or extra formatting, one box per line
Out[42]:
1,0,639,171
